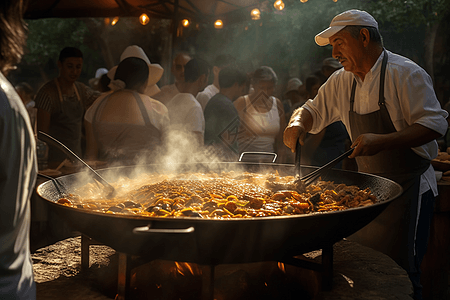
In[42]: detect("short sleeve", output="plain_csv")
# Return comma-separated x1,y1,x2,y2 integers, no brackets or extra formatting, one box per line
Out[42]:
34,82,58,114
185,106,205,133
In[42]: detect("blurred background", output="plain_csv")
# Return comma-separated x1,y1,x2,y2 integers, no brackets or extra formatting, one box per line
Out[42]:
10,0,450,107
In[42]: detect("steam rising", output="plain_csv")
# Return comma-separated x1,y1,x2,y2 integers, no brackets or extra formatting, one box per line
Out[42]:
70,128,247,198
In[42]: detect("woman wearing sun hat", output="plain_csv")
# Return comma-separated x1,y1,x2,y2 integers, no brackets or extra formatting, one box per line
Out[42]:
107,45,164,97
84,46,169,165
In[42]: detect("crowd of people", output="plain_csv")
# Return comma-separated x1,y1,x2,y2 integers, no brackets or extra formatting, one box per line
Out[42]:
19,48,353,167
17,45,350,167
1,2,448,299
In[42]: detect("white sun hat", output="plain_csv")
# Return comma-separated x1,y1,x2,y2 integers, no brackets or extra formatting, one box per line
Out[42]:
108,45,164,97
315,9,378,46
88,67,108,88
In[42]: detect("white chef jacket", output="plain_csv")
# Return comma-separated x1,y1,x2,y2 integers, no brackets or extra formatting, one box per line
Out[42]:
0,72,37,299
302,50,448,197
196,84,219,111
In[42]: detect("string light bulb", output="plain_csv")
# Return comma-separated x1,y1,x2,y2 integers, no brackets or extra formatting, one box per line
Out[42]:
139,13,149,25
300,0,308,3
214,19,223,29
274,0,285,10
251,8,261,20
182,19,190,27
333,0,338,2
111,16,119,26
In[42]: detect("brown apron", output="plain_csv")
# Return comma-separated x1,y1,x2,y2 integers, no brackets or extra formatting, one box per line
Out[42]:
347,50,430,272
49,79,83,163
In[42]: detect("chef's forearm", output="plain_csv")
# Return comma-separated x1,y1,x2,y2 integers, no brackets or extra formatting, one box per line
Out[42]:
383,123,442,149
283,107,314,151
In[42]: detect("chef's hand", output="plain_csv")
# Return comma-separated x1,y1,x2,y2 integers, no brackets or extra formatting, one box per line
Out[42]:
283,108,313,153
283,123,308,152
349,133,386,158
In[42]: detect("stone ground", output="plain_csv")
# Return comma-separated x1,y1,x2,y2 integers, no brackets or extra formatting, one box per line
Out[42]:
33,237,114,300
32,237,414,300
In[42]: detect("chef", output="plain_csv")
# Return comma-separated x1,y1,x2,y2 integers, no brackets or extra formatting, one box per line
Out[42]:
283,9,448,300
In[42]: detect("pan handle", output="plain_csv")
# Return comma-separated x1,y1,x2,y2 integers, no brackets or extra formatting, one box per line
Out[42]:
133,225,195,234
239,152,277,163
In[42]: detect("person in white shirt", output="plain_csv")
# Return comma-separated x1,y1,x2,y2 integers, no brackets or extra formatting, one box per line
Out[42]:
196,54,236,111
283,9,448,300
153,52,192,105
0,1,37,299
234,66,287,163
165,58,210,158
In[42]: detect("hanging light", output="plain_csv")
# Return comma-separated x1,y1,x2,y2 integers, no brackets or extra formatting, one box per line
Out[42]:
214,19,223,29
111,16,119,26
274,0,285,10
251,8,261,20
139,13,149,25
182,19,190,27
300,0,308,3
332,0,338,2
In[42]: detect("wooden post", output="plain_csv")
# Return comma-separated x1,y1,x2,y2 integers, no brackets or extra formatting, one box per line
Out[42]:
81,234,90,270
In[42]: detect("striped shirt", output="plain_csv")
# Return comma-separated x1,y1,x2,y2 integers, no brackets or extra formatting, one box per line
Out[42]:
34,80,97,113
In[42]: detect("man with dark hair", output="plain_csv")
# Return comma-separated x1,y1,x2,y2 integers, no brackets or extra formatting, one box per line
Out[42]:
165,58,210,152
283,9,448,299
35,46,98,167
58,46,83,62
204,68,248,160
196,54,236,111
0,0,37,299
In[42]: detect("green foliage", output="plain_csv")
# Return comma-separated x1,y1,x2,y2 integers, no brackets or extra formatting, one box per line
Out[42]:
189,0,448,83
20,0,449,88
192,0,367,78
24,18,89,65
366,0,450,30
22,18,108,84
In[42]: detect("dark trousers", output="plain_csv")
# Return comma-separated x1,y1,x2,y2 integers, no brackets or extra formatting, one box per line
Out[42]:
408,189,435,300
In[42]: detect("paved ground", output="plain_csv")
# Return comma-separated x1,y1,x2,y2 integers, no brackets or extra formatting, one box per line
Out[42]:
33,237,414,300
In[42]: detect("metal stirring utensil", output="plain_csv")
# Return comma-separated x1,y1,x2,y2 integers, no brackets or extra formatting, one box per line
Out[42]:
37,131,116,198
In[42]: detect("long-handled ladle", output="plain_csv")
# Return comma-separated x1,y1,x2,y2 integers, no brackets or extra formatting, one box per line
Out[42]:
38,131,116,198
